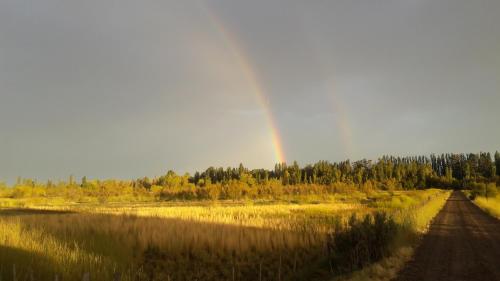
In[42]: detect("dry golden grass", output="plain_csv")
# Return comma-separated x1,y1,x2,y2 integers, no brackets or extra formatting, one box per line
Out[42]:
0,189,450,281
0,209,327,280
334,247,414,281
473,196,500,219
75,202,361,232
0,216,118,280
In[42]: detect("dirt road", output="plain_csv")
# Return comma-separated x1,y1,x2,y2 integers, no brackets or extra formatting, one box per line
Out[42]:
395,191,500,281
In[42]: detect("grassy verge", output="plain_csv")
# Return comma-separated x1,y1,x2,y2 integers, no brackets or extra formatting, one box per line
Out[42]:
474,196,500,219
332,189,450,281
462,189,500,219
461,182,500,219
333,247,414,281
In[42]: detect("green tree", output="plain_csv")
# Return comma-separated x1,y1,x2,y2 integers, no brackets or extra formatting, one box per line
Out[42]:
282,170,290,185
495,151,500,176
445,166,453,181
463,163,471,181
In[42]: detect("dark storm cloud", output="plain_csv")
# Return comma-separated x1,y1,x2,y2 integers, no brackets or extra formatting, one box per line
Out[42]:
1,0,499,183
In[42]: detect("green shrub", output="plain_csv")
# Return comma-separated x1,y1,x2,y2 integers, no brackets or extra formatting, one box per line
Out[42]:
326,212,399,273
470,182,486,199
469,182,498,200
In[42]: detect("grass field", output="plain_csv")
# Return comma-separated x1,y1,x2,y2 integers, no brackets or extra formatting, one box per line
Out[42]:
0,189,449,281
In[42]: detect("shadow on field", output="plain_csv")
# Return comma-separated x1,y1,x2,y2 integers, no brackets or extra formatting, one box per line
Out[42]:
0,245,56,280
0,208,75,216
0,210,331,281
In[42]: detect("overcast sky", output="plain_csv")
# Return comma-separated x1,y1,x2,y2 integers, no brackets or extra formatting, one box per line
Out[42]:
1,0,499,183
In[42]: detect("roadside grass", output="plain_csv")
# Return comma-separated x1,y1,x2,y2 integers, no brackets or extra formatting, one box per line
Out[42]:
461,188,500,220
471,196,500,219
332,189,450,281
333,247,414,281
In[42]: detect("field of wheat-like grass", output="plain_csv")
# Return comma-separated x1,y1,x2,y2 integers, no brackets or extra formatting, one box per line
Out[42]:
0,189,449,281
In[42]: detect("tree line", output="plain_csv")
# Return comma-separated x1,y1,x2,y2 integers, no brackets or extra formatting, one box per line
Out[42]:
1,151,499,201
189,152,499,189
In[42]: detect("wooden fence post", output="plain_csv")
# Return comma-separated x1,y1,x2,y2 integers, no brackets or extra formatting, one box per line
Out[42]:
293,252,297,273
278,255,282,281
113,271,121,281
259,261,262,281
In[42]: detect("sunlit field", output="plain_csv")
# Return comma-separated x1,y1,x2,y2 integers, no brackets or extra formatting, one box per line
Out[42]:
0,189,449,281
1,0,498,279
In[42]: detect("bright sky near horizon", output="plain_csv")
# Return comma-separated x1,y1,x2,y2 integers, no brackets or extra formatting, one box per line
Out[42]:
1,0,499,183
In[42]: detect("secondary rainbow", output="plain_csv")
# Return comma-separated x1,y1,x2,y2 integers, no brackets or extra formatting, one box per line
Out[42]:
204,7,286,164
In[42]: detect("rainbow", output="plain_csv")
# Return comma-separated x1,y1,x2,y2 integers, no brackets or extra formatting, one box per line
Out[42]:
203,7,286,164
329,85,354,158
304,33,355,158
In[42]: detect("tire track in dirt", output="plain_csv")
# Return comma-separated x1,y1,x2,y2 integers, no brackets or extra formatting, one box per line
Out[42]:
394,191,500,281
